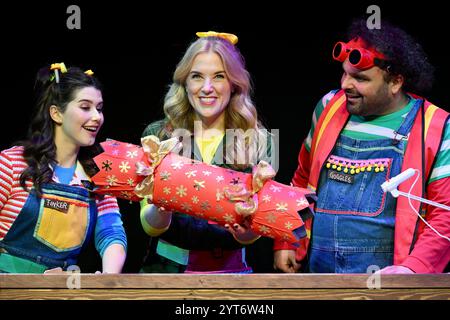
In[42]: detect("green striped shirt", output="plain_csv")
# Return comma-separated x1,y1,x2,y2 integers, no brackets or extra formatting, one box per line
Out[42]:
305,90,450,183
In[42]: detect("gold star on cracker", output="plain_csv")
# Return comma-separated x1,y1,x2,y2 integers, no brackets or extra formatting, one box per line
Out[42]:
157,198,169,207
185,170,197,178
181,203,192,212
176,185,187,197
171,161,184,170
200,201,211,211
119,161,131,173
259,225,270,234
276,202,288,212
106,175,118,186
216,189,224,201
266,212,277,223
296,198,309,206
169,196,178,204
193,180,205,191
126,150,138,158
270,185,282,193
160,171,171,181
223,213,234,223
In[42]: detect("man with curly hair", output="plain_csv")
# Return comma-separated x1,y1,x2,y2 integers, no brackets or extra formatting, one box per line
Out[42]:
274,18,450,274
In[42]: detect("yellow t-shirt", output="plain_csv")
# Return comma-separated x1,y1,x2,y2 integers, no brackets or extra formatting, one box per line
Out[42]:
195,134,224,164
140,133,225,266
195,133,260,245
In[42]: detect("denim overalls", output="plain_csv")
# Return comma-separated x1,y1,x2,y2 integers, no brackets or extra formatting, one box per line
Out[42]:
0,183,97,272
308,101,420,273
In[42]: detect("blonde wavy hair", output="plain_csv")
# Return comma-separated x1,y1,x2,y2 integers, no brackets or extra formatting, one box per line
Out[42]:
163,36,271,169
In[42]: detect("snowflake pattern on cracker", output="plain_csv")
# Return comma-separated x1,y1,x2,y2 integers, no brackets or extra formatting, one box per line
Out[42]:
91,138,315,244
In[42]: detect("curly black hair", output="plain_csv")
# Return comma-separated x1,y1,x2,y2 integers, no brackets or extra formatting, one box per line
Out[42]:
348,18,434,95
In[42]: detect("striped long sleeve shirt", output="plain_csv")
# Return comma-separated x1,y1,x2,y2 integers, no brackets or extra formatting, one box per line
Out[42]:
0,146,121,242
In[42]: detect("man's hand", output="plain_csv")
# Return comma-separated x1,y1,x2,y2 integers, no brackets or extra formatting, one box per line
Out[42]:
377,265,414,274
274,249,300,273
43,267,64,274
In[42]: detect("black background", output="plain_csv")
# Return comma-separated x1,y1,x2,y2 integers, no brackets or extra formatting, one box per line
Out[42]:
0,0,448,272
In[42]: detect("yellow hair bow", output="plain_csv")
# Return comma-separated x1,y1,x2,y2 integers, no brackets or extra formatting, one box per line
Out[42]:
84,69,94,76
50,62,67,73
196,31,238,45
50,62,67,83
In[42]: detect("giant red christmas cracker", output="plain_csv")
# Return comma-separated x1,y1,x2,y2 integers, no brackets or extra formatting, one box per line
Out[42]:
90,136,315,244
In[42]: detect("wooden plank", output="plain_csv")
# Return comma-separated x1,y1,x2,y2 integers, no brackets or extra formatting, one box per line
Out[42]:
1,288,449,300
1,274,449,289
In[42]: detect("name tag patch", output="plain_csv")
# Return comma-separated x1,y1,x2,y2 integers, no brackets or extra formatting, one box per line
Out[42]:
328,170,354,184
44,198,70,213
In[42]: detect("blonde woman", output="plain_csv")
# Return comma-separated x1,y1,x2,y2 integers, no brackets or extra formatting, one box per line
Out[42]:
140,32,273,273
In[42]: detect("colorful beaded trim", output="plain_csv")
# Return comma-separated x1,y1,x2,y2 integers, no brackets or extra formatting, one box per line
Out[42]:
325,155,391,175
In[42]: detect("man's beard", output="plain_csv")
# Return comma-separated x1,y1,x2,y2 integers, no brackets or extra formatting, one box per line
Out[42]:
345,88,391,117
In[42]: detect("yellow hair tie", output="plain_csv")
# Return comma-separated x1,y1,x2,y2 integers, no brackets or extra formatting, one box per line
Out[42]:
196,31,238,45
50,62,67,83
84,69,94,76
50,62,67,73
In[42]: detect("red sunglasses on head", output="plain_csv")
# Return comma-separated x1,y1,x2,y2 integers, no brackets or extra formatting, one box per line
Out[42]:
332,37,385,70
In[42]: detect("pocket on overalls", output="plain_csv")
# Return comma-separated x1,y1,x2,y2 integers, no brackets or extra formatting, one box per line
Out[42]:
317,156,392,216
34,194,89,252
